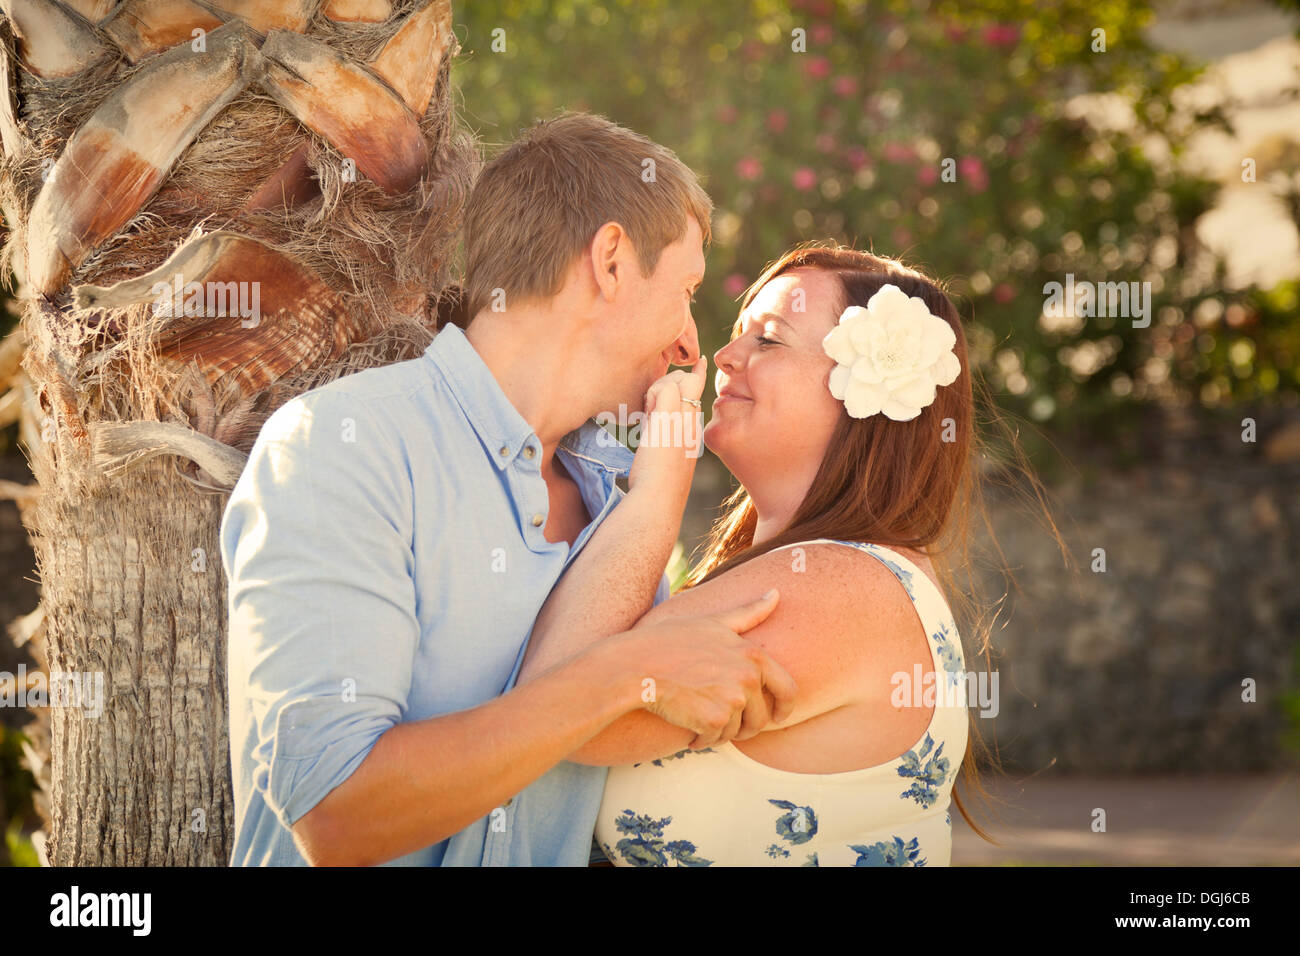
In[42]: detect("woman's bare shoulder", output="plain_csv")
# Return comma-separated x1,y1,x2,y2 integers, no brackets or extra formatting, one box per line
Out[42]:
644,541,913,625
638,541,923,728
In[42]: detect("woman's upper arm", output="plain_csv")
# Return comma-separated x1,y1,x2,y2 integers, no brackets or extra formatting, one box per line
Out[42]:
568,543,917,765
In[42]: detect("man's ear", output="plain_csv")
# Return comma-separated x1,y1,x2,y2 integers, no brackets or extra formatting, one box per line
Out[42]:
590,221,629,302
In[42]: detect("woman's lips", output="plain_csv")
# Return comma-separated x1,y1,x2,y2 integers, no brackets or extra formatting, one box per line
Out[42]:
713,391,751,406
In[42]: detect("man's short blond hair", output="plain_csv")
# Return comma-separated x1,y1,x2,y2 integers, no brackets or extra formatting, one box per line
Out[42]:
462,111,713,321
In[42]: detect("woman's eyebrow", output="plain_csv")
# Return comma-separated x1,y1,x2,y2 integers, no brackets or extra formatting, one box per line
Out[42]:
745,311,796,335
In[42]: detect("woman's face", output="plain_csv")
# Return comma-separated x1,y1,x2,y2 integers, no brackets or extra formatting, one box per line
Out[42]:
703,268,844,482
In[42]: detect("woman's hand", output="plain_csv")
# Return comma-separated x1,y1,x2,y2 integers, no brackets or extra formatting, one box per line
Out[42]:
628,356,707,497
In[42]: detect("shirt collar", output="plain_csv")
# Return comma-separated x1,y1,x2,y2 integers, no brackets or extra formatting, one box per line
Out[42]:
425,324,634,477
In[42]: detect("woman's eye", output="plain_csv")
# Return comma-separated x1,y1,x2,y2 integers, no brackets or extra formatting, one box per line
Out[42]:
756,334,779,346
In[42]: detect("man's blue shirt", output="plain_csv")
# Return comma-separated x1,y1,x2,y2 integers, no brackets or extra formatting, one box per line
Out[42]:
221,323,667,866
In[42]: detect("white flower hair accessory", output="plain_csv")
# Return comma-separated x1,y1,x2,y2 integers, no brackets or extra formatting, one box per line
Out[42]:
822,283,961,421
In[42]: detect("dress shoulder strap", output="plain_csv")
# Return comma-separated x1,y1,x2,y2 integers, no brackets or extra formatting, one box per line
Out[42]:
765,538,934,611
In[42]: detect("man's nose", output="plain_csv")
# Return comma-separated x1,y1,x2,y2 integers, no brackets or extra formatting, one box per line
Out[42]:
666,315,701,366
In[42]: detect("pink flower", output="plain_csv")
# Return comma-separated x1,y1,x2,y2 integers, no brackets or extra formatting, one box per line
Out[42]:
883,142,916,163
766,109,789,134
993,283,1016,304
844,145,869,171
717,105,738,124
832,75,857,97
811,23,833,45
815,133,837,154
735,156,763,181
723,274,749,298
959,155,988,192
916,165,938,187
982,24,1019,48
804,56,831,79
793,167,818,191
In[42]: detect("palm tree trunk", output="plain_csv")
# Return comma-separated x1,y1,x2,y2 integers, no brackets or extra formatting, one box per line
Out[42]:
0,0,474,864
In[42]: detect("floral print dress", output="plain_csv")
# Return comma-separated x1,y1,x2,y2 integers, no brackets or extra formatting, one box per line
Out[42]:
595,540,969,867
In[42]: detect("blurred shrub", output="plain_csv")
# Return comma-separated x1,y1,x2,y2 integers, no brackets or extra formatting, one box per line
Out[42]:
452,0,1296,435
0,724,37,866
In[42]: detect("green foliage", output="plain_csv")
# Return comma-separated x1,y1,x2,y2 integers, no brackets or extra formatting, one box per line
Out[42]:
451,0,1296,433
1281,643,1300,758
0,724,37,866
666,540,689,593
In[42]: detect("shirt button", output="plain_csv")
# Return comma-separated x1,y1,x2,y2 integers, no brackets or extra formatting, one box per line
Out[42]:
503,797,514,807
531,513,544,527
523,446,535,459
499,445,509,457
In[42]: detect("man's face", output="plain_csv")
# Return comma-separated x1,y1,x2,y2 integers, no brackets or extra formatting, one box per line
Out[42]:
612,216,705,411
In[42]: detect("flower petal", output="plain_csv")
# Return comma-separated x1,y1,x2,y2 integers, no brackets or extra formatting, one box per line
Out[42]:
823,325,857,366
844,378,886,418
829,363,852,399
931,350,961,386
867,284,908,317
848,310,881,355
881,396,922,421
892,373,937,409
850,354,883,384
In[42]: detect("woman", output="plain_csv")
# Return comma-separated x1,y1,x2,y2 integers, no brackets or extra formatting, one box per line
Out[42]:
521,243,995,866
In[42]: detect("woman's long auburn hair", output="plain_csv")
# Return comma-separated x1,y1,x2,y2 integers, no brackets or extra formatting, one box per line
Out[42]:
684,241,1069,845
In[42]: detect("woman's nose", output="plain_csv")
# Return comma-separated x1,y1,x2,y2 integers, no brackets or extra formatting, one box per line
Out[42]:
714,341,739,373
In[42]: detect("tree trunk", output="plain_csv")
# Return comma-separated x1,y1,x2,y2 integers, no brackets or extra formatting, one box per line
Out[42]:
36,466,232,864
0,0,474,864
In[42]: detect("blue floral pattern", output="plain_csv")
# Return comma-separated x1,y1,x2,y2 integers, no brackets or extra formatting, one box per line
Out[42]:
862,545,917,600
931,620,964,686
897,732,951,808
769,799,819,845
632,747,715,768
850,836,928,867
605,810,713,866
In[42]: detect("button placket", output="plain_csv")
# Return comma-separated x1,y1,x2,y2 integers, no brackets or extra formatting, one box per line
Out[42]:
509,455,549,547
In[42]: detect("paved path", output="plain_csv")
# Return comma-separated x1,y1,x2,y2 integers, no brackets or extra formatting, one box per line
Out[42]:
952,773,1300,865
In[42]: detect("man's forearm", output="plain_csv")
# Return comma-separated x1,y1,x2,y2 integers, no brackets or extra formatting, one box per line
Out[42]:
293,639,639,865
518,477,689,682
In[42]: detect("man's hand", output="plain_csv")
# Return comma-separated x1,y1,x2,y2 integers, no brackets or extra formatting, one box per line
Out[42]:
607,589,797,749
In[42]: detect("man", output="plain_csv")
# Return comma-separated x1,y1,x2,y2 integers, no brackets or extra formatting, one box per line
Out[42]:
221,111,795,866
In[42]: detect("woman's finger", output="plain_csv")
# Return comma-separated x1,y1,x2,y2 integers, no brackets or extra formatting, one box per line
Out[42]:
682,356,707,400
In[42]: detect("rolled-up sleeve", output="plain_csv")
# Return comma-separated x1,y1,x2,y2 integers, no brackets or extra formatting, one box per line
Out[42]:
221,391,418,830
